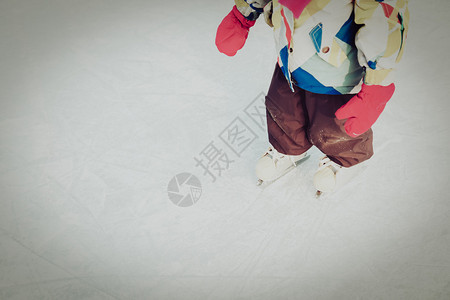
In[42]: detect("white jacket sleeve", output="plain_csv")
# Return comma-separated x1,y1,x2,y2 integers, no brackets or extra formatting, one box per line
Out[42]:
234,0,272,21
354,0,409,86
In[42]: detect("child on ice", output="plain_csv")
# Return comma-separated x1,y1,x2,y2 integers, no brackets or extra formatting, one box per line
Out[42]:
215,0,409,194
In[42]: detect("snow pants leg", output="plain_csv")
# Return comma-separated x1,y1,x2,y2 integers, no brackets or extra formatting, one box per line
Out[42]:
265,65,373,168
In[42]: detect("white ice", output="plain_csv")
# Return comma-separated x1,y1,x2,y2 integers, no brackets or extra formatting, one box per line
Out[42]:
1,0,450,299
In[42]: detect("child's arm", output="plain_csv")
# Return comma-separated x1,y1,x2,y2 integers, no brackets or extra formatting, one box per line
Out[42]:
354,0,409,86
335,0,409,137
234,0,271,21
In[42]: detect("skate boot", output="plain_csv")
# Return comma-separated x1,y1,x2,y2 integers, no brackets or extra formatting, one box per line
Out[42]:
256,146,308,185
313,156,367,196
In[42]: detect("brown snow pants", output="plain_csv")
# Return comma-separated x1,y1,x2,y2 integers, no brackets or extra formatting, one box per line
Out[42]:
266,65,373,168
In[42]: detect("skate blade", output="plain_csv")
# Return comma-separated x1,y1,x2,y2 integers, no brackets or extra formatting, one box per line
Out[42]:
256,154,311,187
293,154,310,166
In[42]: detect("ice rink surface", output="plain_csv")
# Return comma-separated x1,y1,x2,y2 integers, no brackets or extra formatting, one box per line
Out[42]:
1,0,450,299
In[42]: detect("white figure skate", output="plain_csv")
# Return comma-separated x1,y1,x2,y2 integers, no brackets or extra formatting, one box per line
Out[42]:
313,156,367,196
256,146,309,186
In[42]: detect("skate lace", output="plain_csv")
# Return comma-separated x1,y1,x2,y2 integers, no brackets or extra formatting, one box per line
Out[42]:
317,156,341,173
266,147,300,166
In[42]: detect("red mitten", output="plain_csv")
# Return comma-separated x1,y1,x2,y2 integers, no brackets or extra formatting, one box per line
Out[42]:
215,6,256,56
335,83,395,137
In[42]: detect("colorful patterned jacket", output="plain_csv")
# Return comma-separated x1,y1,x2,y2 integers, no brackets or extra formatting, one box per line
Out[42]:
235,0,409,95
